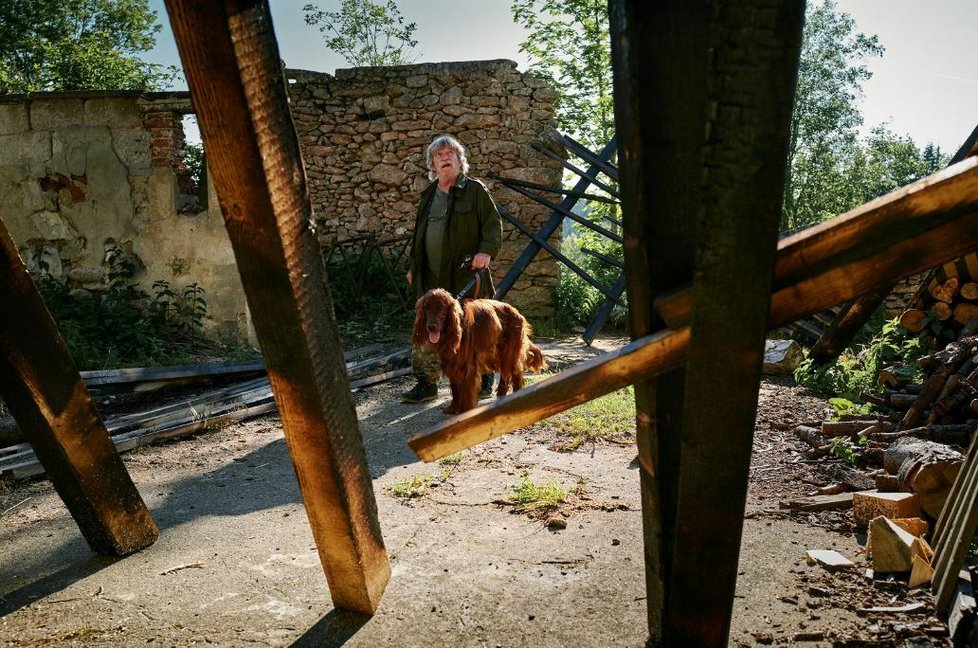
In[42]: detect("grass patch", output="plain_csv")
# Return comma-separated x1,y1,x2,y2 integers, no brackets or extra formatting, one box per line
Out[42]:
506,472,566,513
546,385,635,451
439,452,464,467
390,474,431,499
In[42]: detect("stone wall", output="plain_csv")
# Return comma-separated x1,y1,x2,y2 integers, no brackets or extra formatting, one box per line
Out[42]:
287,59,564,316
0,59,563,353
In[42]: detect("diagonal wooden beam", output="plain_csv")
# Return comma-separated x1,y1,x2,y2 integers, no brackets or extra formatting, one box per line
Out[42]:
164,0,389,614
408,157,978,463
0,219,158,555
655,157,978,329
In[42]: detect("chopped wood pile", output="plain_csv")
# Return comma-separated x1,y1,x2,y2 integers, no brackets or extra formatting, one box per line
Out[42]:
899,257,978,341
793,331,978,520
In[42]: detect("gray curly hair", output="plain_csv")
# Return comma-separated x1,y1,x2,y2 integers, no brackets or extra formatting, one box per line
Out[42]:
426,134,469,180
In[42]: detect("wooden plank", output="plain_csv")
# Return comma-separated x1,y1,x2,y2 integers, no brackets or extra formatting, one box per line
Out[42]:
810,286,891,364
408,327,691,461
782,492,855,512
164,0,389,615
0,218,159,555
932,431,978,611
655,157,978,330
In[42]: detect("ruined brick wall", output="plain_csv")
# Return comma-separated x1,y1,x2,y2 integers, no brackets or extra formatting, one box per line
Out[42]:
287,59,564,316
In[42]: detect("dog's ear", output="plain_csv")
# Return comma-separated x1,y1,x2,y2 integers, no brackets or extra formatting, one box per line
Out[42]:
441,295,464,354
411,294,428,346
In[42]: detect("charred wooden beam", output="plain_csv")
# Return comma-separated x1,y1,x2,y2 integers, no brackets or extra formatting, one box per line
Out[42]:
531,141,620,197
497,206,624,305
0,218,158,555
164,0,388,615
486,171,620,207
655,157,978,331
556,132,620,182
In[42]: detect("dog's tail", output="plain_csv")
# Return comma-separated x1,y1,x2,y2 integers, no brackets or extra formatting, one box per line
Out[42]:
523,343,547,373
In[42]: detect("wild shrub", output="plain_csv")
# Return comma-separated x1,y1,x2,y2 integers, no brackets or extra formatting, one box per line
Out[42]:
35,246,221,369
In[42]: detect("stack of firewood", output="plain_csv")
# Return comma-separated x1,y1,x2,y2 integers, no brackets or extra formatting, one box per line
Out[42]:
900,275,978,338
794,332,978,520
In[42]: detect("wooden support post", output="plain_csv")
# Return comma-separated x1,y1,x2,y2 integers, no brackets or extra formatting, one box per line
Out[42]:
665,2,805,645
0,219,158,555
164,0,389,615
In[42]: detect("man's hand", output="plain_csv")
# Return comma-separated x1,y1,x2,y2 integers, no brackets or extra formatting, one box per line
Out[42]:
471,252,491,270
406,269,413,285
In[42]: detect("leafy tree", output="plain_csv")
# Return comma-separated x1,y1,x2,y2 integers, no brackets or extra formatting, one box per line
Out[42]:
303,0,418,67
781,0,883,231
0,0,176,93
511,0,613,153
852,125,948,204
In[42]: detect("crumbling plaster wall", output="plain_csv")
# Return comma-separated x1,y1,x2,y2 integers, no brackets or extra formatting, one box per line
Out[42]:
288,59,564,316
0,91,253,344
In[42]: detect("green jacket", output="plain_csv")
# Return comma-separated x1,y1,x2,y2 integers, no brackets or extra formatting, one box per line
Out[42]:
409,173,502,299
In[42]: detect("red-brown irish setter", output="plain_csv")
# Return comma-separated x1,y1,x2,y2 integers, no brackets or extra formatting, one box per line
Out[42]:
412,288,547,414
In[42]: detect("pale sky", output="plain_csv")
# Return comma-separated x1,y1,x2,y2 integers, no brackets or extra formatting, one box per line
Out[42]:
147,0,978,154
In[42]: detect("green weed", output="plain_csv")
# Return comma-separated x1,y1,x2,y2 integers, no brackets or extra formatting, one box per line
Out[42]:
390,474,431,499
507,472,566,513
548,385,635,451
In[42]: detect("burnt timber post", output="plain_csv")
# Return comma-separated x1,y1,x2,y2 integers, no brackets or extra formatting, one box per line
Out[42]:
609,0,804,645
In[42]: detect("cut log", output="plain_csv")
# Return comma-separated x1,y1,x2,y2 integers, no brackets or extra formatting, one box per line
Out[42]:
883,437,964,518
868,423,975,447
879,364,915,388
820,420,893,437
954,303,978,326
900,309,927,333
875,473,902,491
868,516,932,573
961,282,978,300
933,302,954,321
792,425,823,448
930,276,961,303
853,491,922,527
889,392,918,410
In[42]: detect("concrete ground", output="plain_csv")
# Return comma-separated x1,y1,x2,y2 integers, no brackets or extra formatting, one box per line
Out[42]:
0,338,915,647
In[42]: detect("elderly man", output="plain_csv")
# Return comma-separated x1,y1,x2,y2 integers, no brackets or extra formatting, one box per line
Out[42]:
402,134,503,404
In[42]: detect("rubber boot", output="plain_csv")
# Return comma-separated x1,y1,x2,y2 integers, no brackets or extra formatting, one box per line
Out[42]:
401,377,438,403
479,373,495,399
